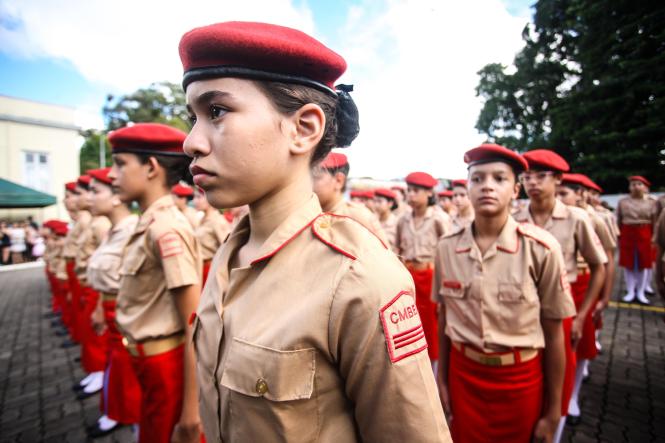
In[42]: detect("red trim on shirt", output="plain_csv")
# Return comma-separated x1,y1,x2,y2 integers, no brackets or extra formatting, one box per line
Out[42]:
250,216,319,265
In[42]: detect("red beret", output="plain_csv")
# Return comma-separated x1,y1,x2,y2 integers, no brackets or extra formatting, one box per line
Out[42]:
362,190,375,199
179,21,347,94
451,179,467,188
43,219,57,230
349,190,367,199
320,152,348,169
171,184,194,198
438,190,453,198
405,172,438,189
77,175,91,187
88,167,113,186
561,173,586,187
464,143,528,173
375,188,397,200
522,149,570,172
109,123,188,157
582,176,603,193
65,182,77,192
629,175,651,187
52,221,69,236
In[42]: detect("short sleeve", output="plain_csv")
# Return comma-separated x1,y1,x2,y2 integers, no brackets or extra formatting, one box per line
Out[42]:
152,228,200,289
536,241,576,319
576,215,608,265
431,242,444,303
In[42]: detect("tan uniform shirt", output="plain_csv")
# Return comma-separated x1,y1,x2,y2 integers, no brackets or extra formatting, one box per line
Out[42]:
514,200,607,282
586,206,616,250
75,215,111,283
194,195,450,443
654,209,665,263
616,196,657,225
182,206,201,229
432,217,575,352
195,209,231,261
116,195,201,342
378,212,398,252
63,211,91,259
86,215,138,294
395,206,451,263
329,198,389,246
451,211,474,232
54,237,68,280
593,205,620,241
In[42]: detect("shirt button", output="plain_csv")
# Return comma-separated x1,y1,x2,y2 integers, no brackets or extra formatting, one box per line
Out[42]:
255,378,269,396
319,221,330,229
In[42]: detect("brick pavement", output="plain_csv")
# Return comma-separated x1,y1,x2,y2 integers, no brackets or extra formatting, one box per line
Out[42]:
0,265,663,442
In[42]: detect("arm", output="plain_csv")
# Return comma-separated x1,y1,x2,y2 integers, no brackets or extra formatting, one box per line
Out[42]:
533,318,565,442
594,249,615,323
437,306,452,420
572,262,604,346
171,284,202,443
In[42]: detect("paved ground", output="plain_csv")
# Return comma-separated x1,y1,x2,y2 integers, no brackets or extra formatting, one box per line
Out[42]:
0,265,663,442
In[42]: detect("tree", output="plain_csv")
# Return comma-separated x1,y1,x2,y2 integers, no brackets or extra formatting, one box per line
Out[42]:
79,129,111,173
475,0,665,192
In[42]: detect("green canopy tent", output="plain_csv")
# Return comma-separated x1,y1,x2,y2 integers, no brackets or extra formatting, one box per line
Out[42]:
0,178,56,208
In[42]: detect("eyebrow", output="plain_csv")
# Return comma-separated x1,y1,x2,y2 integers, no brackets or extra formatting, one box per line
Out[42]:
187,90,233,113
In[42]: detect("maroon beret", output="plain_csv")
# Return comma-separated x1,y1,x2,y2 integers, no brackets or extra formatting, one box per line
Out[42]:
320,152,348,169
522,149,570,172
438,190,453,198
451,179,467,188
179,21,347,94
375,188,397,200
65,182,77,192
406,172,438,189
629,175,651,187
109,123,188,157
77,175,91,187
464,143,528,173
88,167,113,186
171,184,194,198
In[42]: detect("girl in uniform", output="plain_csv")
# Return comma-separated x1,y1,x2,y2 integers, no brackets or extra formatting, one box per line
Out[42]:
86,167,141,438
434,144,575,443
616,176,657,304
451,179,474,230
193,186,230,285
108,123,202,443
373,188,399,251
180,21,450,442
172,183,201,229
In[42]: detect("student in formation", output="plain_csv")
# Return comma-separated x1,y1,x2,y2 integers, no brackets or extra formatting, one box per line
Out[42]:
653,208,665,300
391,185,410,218
434,143,575,443
373,188,399,251
515,149,607,435
74,172,112,400
180,20,450,442
438,189,456,217
395,171,452,367
451,179,474,231
172,183,201,229
85,167,141,438
108,123,202,443
193,186,231,285
616,176,658,304
312,151,388,243
57,183,78,337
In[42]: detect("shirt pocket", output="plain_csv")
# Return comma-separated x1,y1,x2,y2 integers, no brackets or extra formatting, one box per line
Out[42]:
494,282,539,335
119,252,147,277
440,280,467,299
221,338,319,442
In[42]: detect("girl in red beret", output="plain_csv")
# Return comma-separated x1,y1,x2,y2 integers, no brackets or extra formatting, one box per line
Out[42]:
451,179,474,231
180,21,450,442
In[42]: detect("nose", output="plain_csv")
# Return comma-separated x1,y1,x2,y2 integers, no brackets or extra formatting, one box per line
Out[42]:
183,125,211,158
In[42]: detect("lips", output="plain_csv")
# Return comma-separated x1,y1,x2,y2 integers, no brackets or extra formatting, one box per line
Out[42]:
190,164,217,187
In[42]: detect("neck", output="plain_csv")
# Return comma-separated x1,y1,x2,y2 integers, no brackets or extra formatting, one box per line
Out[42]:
138,187,169,212
323,193,343,212
412,204,428,217
108,206,132,227
459,205,472,217
528,192,556,216
248,173,312,246
473,211,509,239
378,209,390,221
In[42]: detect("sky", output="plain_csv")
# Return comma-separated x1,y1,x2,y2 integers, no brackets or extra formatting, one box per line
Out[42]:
0,0,534,179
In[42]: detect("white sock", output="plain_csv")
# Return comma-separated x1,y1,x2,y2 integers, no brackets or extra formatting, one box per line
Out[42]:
645,268,654,292
636,269,650,304
133,424,140,440
83,371,104,393
568,359,588,417
553,416,567,443
431,360,439,375
79,372,95,386
623,268,636,301
583,363,589,378
595,330,602,352
98,415,118,431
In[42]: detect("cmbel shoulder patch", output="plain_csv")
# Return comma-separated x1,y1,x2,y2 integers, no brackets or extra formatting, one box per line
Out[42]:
158,232,184,258
380,291,427,363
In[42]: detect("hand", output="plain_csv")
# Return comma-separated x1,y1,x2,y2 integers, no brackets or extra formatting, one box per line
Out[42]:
91,304,106,335
592,300,606,324
436,377,452,422
570,316,583,349
171,421,202,443
532,413,559,443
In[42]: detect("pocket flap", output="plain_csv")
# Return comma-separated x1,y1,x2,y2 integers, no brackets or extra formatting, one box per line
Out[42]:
120,253,146,276
498,283,527,303
440,280,466,298
221,338,315,402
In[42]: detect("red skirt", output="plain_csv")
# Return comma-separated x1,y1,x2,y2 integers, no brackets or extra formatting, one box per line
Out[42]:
561,317,576,416
449,344,543,442
406,265,438,361
202,259,212,286
101,298,141,424
65,260,82,342
131,345,184,443
619,224,653,269
79,286,108,373
570,272,598,361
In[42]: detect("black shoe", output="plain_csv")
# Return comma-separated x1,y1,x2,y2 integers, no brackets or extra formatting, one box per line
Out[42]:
43,312,58,319
55,329,69,337
76,388,101,400
61,340,78,349
72,382,86,392
87,423,120,438
74,356,81,362
50,319,62,328
566,414,581,426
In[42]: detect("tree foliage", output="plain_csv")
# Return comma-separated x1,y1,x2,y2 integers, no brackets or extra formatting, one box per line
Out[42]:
476,0,665,192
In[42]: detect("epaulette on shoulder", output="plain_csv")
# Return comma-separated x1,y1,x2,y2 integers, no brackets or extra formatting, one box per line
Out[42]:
516,222,558,251
311,213,388,260
444,225,465,239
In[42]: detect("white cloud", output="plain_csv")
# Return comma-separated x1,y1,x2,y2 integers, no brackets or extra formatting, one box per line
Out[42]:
337,0,529,180
1,0,528,180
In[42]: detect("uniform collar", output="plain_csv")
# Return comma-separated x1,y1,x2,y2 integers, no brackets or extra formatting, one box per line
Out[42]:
111,213,138,234
455,216,519,260
551,199,569,219
136,194,175,233
406,206,434,221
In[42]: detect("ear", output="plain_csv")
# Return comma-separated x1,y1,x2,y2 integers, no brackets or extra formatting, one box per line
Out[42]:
111,196,122,207
333,171,346,192
289,103,325,157
146,156,161,181
512,181,521,200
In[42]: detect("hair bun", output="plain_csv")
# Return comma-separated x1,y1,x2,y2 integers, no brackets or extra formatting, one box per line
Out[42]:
335,84,359,148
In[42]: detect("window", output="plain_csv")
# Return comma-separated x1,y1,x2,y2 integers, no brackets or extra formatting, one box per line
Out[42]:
23,151,51,192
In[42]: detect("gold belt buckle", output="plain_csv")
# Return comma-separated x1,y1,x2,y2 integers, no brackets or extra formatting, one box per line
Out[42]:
479,355,503,366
